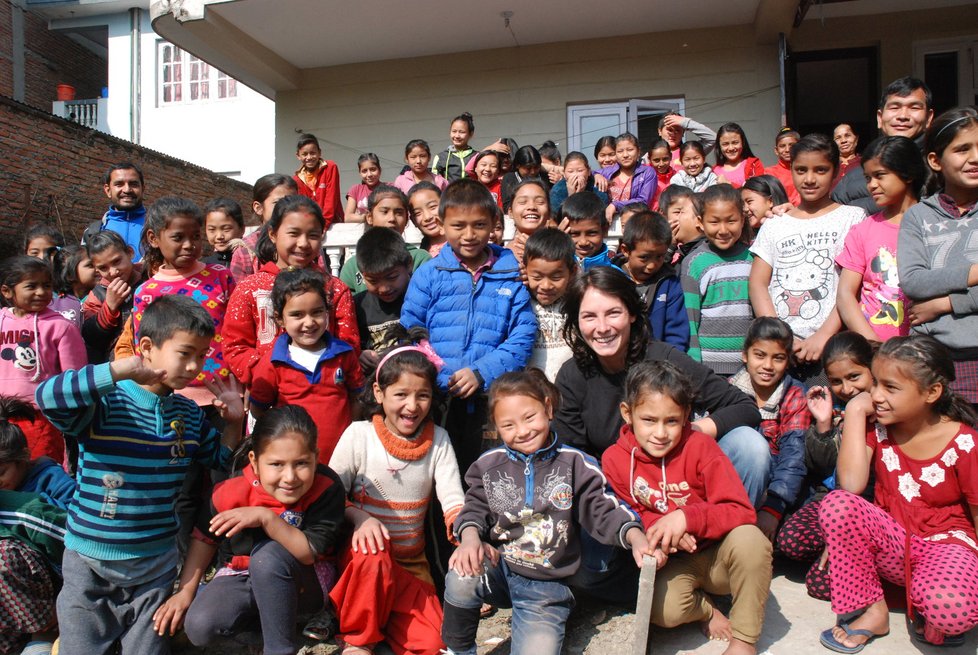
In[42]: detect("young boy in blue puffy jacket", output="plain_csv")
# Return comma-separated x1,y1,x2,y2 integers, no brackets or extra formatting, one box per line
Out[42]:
401,179,537,472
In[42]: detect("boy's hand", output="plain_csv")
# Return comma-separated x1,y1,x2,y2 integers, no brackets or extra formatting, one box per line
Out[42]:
104,278,132,312
351,516,389,555
110,356,166,386
449,368,480,398
449,527,487,577
646,510,687,554
806,386,834,431
757,511,779,542
210,506,274,538
205,375,245,425
153,586,195,636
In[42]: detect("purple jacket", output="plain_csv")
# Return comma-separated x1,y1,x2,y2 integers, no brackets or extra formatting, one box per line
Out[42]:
598,164,658,210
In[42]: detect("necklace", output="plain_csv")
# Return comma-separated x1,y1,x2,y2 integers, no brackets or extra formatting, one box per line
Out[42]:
654,458,669,513
383,449,409,478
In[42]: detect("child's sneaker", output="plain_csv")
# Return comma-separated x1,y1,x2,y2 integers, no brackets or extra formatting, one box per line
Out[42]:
301,607,338,642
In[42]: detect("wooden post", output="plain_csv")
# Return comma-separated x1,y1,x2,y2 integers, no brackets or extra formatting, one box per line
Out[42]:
632,554,657,655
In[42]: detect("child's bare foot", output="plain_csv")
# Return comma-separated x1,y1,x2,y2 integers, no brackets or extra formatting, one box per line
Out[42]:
823,599,889,651
701,606,733,641
721,637,756,655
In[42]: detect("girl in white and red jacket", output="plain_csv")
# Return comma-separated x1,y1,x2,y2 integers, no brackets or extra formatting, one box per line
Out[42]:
603,360,772,655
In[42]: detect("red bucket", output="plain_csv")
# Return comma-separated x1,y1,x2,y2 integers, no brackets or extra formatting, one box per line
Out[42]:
56,84,76,101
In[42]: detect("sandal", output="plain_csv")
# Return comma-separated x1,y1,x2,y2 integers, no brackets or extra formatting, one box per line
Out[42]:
912,628,966,647
340,643,375,655
819,622,888,654
301,607,338,642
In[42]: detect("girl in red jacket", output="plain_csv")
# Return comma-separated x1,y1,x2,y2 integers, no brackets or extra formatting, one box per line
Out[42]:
713,123,765,189
222,195,359,388
603,360,772,655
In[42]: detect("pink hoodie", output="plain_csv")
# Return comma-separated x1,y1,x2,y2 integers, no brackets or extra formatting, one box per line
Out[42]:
0,307,87,406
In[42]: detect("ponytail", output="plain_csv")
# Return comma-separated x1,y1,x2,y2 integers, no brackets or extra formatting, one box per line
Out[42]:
0,395,33,464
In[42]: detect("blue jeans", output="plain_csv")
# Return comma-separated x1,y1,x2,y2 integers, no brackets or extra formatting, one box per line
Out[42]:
718,425,771,508
443,558,575,655
566,529,639,604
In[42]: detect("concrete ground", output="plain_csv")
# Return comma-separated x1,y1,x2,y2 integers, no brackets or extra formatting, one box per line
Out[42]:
189,559,978,655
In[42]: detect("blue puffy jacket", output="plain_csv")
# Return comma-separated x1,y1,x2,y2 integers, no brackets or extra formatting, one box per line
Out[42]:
401,245,537,391
645,271,689,353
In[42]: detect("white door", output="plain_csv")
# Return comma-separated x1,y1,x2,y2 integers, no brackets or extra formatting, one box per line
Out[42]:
568,99,686,168
567,104,627,168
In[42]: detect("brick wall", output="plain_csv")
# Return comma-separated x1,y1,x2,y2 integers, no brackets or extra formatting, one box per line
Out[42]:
0,0,107,110
0,94,253,258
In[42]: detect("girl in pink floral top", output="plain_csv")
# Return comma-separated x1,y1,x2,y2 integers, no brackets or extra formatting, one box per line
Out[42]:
819,335,978,651
132,197,235,406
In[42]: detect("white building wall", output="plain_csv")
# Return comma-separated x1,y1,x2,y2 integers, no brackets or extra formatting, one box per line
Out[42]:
274,24,783,188
52,9,274,185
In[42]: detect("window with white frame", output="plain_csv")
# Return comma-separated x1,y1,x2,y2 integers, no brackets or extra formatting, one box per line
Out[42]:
158,42,238,105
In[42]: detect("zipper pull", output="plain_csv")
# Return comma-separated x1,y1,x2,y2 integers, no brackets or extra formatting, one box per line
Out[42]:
524,461,531,476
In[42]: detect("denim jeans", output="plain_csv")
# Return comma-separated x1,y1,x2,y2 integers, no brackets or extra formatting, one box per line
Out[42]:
442,558,575,655
565,529,639,605
717,425,771,508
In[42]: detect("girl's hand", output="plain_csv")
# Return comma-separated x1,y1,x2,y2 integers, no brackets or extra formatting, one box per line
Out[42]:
547,165,563,184
625,526,652,568
153,586,195,636
351,516,389,555
110,356,166,386
209,506,273,538
360,349,380,370
677,532,697,553
645,510,687,554
204,375,245,424
104,278,132,312
661,114,685,131
605,203,617,222
651,548,668,569
764,202,795,220
806,386,834,429
566,171,586,194
449,531,486,577
593,173,609,192
796,330,830,362
817,547,829,571
845,391,875,420
909,296,952,326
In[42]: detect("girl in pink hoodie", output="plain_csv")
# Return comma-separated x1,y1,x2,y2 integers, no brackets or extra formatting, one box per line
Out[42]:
0,256,86,462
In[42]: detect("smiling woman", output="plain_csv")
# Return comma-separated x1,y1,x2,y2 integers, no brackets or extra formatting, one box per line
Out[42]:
554,267,768,500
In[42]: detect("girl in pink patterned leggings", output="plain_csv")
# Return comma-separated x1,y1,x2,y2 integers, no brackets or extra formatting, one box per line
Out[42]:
819,335,978,652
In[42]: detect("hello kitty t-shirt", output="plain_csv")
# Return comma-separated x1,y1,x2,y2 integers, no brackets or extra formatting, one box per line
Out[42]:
750,205,865,338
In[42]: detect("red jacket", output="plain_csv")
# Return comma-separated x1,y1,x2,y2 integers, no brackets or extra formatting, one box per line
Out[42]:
221,261,360,385
207,462,345,570
294,160,344,228
602,424,755,541
763,160,800,205
249,332,364,464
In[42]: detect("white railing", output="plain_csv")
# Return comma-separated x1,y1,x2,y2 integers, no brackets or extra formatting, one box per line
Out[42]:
320,216,622,277
51,98,109,133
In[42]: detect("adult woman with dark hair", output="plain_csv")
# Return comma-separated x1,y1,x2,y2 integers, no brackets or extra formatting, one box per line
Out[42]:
556,267,768,605
554,267,768,501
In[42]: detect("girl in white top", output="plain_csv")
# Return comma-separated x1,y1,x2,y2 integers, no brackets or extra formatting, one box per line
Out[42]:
749,134,865,367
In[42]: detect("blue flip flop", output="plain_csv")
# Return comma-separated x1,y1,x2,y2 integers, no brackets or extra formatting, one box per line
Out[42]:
819,622,888,654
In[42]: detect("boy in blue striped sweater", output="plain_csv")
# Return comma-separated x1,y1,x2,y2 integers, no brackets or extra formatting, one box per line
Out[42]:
35,295,244,654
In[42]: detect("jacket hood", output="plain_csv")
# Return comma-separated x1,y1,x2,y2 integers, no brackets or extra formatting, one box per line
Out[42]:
919,192,978,219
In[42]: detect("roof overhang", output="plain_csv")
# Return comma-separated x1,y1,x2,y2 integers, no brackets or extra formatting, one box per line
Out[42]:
151,0,793,100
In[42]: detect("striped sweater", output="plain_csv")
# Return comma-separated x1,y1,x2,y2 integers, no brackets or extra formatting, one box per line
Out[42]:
681,240,754,376
329,417,464,562
35,363,230,561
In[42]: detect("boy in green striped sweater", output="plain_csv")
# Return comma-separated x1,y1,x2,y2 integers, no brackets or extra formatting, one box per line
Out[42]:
35,295,244,655
680,185,755,376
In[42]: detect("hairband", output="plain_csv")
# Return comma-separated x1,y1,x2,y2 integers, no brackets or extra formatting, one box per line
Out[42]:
375,339,444,384
932,115,975,144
